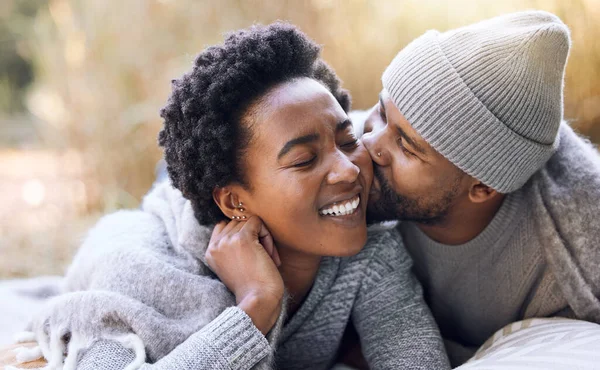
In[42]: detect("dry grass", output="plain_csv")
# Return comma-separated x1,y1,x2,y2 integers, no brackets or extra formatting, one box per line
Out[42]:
1,0,599,278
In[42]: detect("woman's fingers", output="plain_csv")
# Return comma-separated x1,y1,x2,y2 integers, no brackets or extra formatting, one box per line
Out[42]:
242,216,280,266
245,217,272,254
204,214,284,335
231,220,245,234
215,219,238,237
259,230,279,266
257,221,281,266
210,219,243,248
209,221,228,249
211,221,227,238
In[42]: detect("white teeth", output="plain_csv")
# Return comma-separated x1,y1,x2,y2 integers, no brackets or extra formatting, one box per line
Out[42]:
319,195,360,217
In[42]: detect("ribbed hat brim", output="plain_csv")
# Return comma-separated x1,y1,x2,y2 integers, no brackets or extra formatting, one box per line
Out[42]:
382,30,560,193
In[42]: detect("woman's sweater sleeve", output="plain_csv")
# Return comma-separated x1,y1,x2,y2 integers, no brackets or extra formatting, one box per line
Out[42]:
351,229,451,370
76,307,271,370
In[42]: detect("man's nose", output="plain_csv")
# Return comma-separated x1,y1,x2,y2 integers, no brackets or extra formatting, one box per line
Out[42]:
362,126,389,166
362,105,385,134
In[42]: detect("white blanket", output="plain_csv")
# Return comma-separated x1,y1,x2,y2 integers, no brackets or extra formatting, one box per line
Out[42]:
457,318,600,369
0,276,63,346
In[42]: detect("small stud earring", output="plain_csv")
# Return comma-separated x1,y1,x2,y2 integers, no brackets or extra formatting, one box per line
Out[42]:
377,152,382,157
241,215,247,220
239,208,245,212
237,202,243,207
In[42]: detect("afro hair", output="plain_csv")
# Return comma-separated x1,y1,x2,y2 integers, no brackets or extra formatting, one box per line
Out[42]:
158,22,351,225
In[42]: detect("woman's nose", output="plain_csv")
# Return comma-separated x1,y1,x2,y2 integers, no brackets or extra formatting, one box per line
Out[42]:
326,151,360,185
362,126,389,166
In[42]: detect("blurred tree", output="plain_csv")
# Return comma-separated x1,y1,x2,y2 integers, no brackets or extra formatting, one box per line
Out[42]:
0,0,43,113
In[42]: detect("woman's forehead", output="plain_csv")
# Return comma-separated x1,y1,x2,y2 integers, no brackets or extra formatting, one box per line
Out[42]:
254,79,344,129
243,79,346,157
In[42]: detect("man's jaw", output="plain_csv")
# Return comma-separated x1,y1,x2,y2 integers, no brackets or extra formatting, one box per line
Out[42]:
366,167,402,224
366,165,454,226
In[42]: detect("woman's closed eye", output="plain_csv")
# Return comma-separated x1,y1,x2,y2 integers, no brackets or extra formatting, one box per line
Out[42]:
337,127,359,151
291,156,317,168
340,138,359,150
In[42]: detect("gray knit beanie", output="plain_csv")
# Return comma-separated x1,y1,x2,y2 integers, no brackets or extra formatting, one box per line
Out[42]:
382,10,571,193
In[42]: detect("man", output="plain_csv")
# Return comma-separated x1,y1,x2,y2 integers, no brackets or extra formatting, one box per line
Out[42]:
360,10,600,366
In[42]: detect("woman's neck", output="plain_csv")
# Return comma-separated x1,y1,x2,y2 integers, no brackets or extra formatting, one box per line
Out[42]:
276,247,322,316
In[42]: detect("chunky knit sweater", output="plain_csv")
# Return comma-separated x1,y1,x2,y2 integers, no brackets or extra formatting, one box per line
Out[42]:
401,189,568,365
26,181,450,370
401,123,600,365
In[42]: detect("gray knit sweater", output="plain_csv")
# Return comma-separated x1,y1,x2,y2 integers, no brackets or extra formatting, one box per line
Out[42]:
29,181,450,370
400,190,566,365
401,123,600,365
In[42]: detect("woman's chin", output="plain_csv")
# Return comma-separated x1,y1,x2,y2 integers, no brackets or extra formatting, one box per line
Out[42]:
316,206,368,257
326,232,368,257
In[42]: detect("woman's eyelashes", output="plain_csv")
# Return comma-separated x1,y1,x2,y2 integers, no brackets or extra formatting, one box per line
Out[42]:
340,138,359,150
289,134,357,169
338,128,359,151
292,156,317,168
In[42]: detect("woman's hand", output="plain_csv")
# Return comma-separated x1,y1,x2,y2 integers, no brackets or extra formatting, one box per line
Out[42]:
206,216,284,335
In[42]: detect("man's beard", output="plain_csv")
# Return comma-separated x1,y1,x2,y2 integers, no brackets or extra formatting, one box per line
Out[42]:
366,166,461,225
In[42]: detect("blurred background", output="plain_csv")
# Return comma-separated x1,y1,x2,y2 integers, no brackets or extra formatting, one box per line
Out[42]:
1,0,598,279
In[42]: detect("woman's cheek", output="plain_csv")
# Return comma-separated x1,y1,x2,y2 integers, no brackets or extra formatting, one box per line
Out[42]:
355,141,370,161
353,146,373,178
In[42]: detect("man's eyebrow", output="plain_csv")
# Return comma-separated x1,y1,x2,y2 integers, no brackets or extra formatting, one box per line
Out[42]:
336,119,352,132
380,92,427,155
277,133,319,160
396,125,426,155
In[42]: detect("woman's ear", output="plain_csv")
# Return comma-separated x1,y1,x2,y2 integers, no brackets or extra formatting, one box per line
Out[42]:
468,181,500,204
212,186,250,221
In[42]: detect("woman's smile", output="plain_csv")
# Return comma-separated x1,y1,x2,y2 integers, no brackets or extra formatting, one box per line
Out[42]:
317,190,366,227
233,77,373,257
319,193,360,216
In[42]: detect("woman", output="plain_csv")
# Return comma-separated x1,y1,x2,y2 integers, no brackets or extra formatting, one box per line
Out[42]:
15,22,450,370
